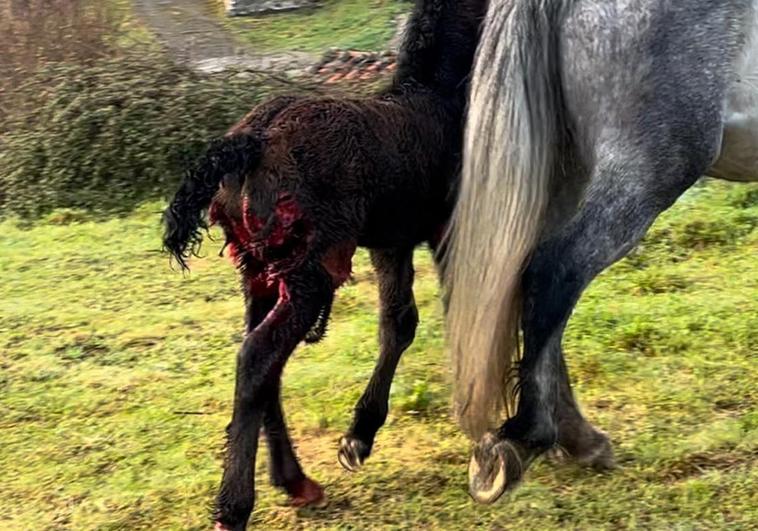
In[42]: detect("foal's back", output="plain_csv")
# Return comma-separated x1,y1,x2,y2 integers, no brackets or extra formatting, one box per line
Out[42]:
241,93,461,248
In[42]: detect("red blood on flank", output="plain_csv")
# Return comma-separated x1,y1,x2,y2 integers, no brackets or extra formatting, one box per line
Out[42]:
278,279,291,302
241,195,264,234
210,193,355,296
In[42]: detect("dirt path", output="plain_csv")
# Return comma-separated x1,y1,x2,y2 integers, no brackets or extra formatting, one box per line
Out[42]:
131,0,317,73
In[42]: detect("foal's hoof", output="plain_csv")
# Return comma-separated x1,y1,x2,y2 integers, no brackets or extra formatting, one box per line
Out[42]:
338,436,370,472
468,433,525,505
287,477,327,508
213,521,244,531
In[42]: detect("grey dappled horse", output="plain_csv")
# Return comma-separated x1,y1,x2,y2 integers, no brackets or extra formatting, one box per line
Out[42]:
445,0,758,503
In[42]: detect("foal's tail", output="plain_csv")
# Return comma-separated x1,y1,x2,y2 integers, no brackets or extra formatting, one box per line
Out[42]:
445,0,566,439
162,134,261,269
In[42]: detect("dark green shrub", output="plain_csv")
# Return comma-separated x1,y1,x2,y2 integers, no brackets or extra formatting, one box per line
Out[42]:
0,50,310,217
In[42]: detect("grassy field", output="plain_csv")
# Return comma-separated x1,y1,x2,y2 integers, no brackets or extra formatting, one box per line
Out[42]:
1,180,757,530
217,0,409,53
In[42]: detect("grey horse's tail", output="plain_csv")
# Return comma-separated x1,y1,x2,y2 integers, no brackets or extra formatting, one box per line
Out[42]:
445,0,565,439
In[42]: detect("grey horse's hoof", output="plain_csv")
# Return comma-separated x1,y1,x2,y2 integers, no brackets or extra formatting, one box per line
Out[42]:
338,436,370,472
554,429,617,470
468,433,526,505
574,430,617,471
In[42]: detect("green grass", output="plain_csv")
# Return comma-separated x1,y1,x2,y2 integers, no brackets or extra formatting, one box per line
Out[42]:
1,181,757,529
219,0,410,53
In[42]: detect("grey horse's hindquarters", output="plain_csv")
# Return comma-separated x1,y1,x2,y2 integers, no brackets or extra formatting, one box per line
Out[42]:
561,0,755,185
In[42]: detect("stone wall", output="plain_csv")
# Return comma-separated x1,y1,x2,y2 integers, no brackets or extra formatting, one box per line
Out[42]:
223,0,316,16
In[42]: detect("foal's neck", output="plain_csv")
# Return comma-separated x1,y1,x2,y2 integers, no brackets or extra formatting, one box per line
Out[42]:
391,0,487,99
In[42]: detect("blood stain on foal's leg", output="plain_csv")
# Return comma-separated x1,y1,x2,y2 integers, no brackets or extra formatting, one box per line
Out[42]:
286,476,328,508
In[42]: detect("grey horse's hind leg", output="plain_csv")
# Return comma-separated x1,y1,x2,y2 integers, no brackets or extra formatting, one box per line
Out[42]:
549,356,615,469
339,248,418,471
469,137,719,504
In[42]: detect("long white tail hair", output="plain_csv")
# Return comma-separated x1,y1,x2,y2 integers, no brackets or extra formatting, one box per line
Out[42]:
445,0,564,439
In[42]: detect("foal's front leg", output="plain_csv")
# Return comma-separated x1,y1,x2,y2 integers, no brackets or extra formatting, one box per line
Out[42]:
214,264,332,531
339,248,417,471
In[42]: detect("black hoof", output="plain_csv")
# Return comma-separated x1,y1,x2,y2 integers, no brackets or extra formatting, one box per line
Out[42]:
468,433,527,505
338,436,371,472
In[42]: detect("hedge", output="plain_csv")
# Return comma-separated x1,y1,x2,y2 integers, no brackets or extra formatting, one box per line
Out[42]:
0,50,310,217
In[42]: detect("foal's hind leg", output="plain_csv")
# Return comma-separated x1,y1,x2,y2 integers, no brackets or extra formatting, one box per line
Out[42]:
468,142,718,504
263,380,326,507
214,264,333,530
339,248,417,471
242,291,325,508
